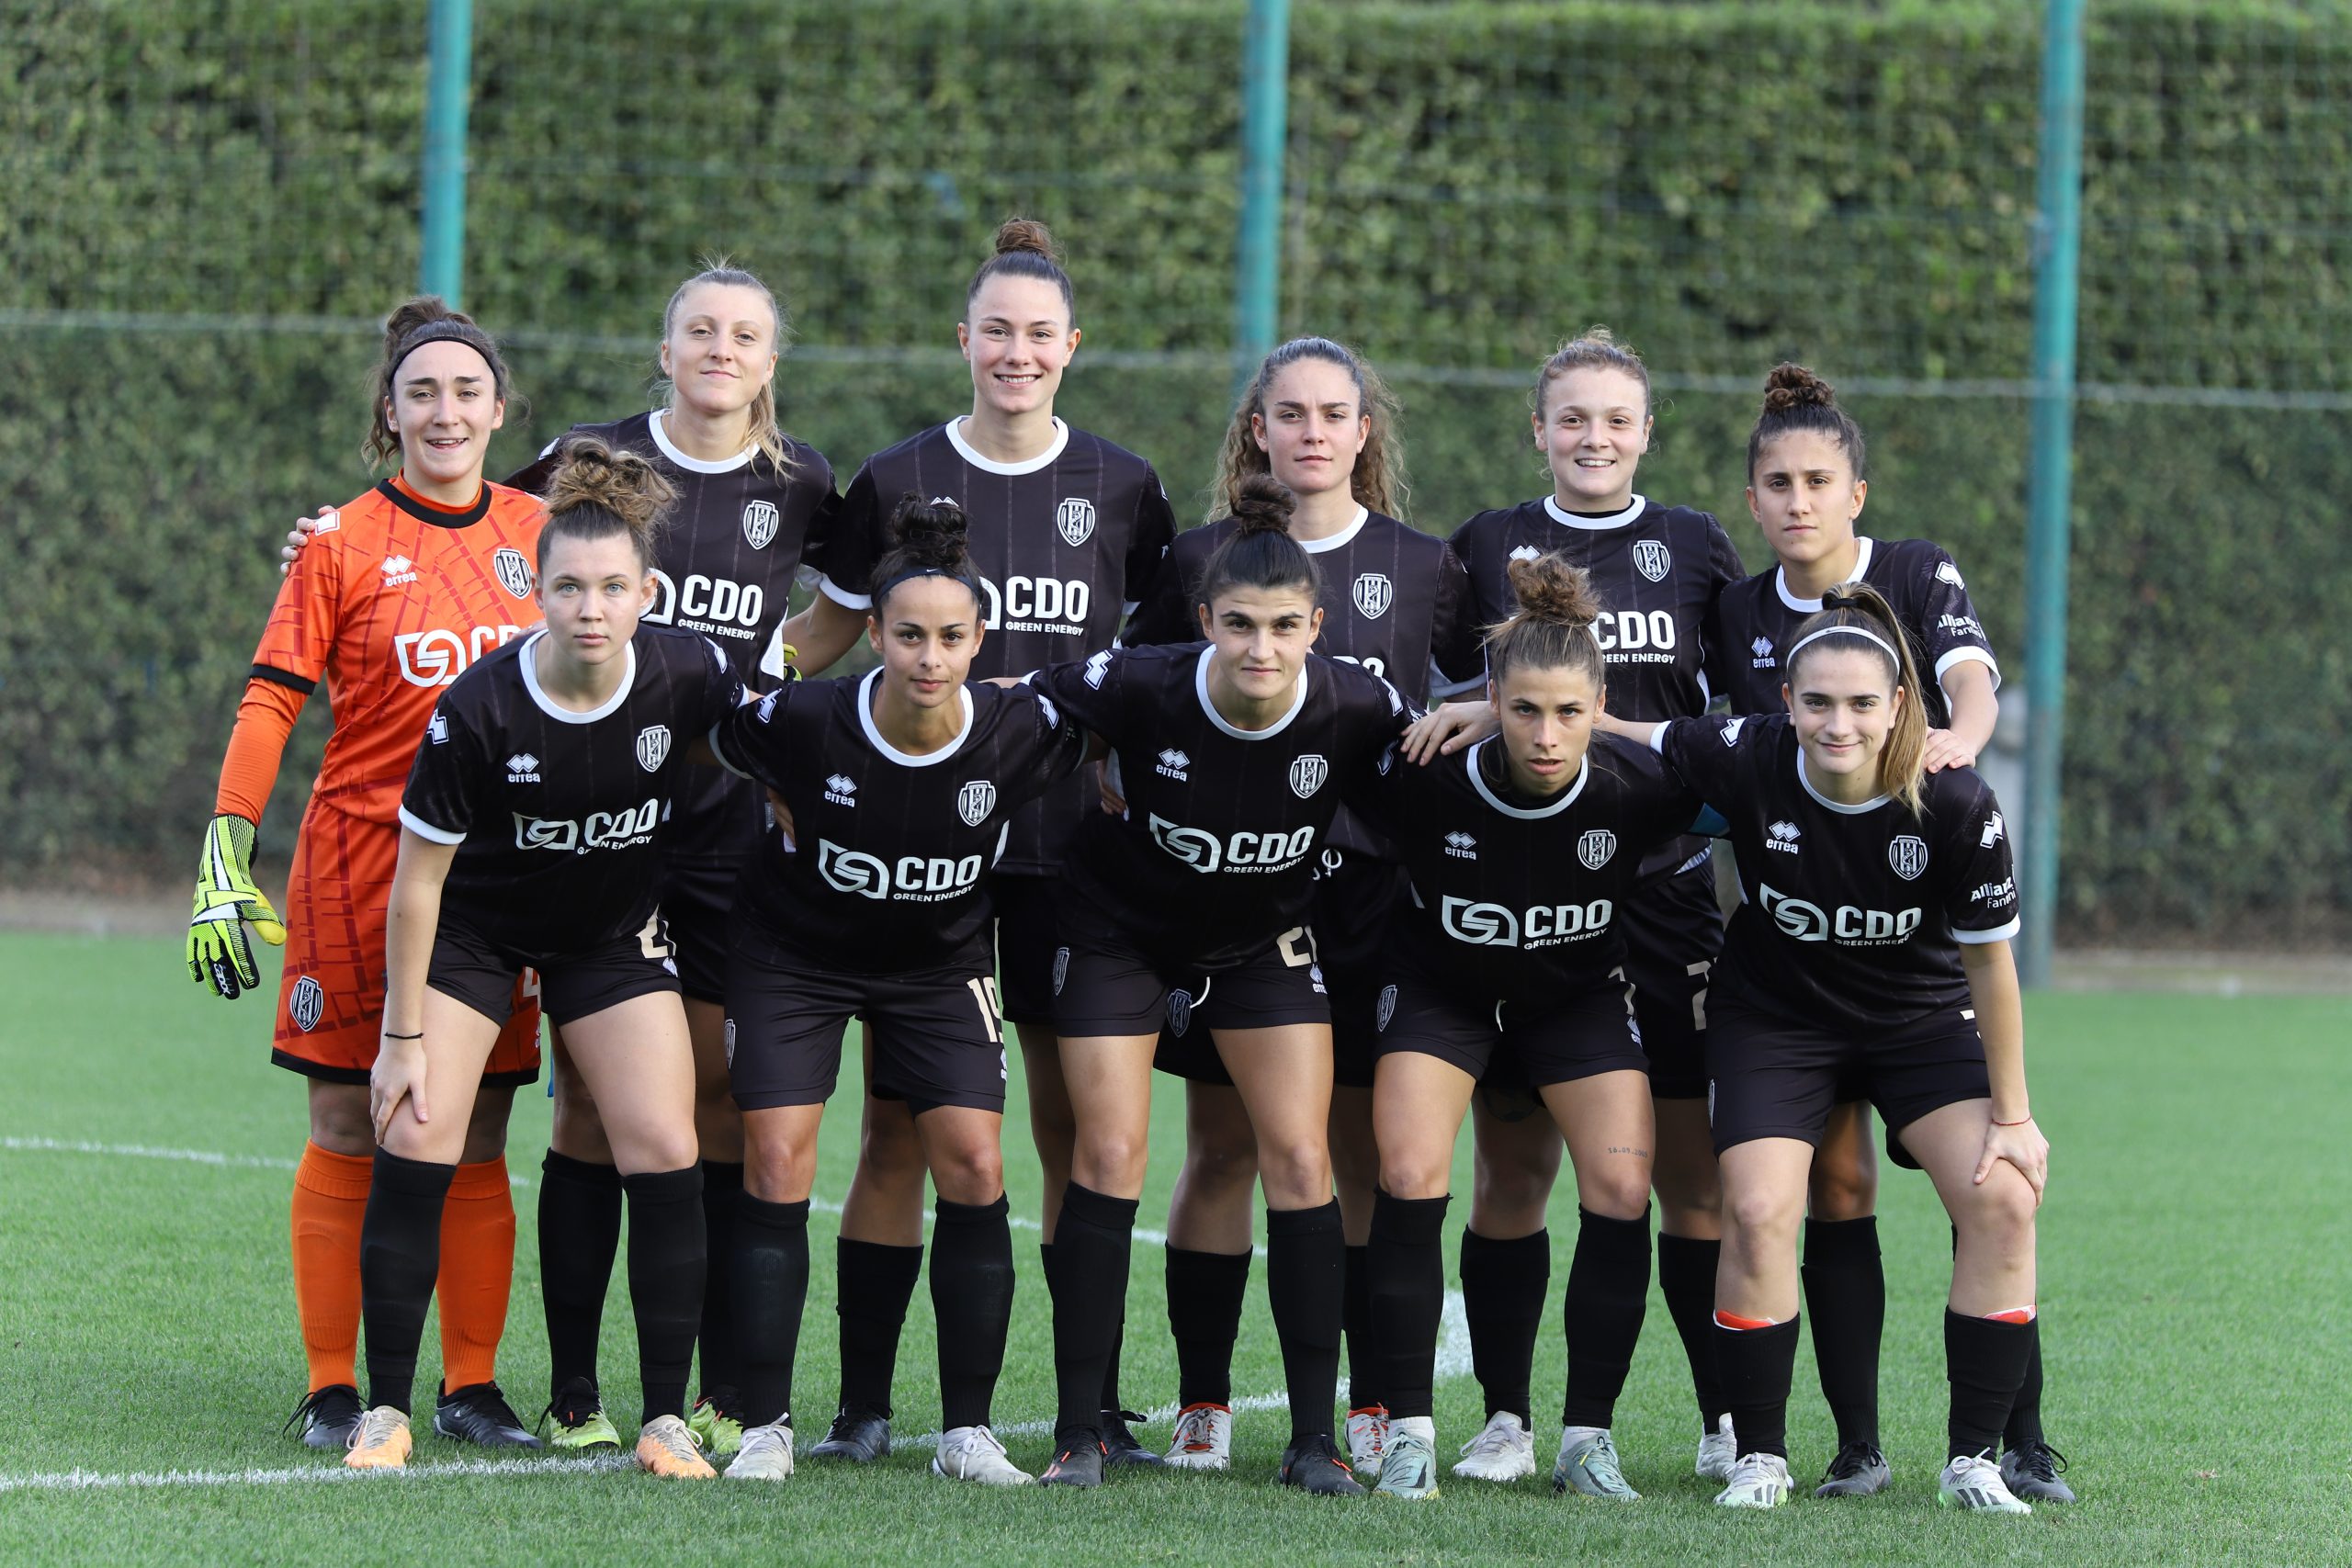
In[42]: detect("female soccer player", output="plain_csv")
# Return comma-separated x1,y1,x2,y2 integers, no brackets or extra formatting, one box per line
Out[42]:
503,263,841,1459
189,298,545,1455
1023,477,1411,1493
703,497,1091,1487
1646,584,2045,1514
1442,331,1745,1483
1704,365,2063,1500
345,441,744,1478
1124,336,1476,1472
1357,554,1703,1502
778,219,1177,1467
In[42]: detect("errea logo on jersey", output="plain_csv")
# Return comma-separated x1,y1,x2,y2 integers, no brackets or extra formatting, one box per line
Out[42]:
395,625,528,687
506,752,541,783
1156,749,1191,781
1509,546,1542,563
1751,636,1776,668
824,774,858,807
1444,830,1477,860
1767,820,1802,853
381,555,418,586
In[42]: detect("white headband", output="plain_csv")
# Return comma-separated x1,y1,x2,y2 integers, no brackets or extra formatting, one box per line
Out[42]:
1787,624,1903,669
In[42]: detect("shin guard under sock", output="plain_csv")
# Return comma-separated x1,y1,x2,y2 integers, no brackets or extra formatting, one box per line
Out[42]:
1050,1185,1137,1435
359,1147,455,1416
932,1195,1015,1430
835,1237,923,1419
732,1192,810,1428
1658,1232,1729,1430
1366,1192,1450,1422
1459,1226,1546,1424
1560,1207,1650,1429
1713,1314,1800,1460
1342,1243,1378,1410
695,1159,744,1404
621,1165,705,1424
537,1150,622,1401
1266,1201,1346,1447
1801,1215,1883,1449
2005,1326,2047,1451
1165,1246,1251,1408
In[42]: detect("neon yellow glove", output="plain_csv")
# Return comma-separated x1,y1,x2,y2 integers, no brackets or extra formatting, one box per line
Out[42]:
187,814,286,999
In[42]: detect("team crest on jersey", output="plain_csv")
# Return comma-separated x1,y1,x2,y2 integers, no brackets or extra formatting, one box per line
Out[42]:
1888,834,1930,881
1376,984,1398,1032
288,975,325,1033
1289,754,1329,799
1057,498,1097,547
636,726,672,773
742,499,780,550
1578,829,1617,871
1166,988,1195,1037
1633,540,1672,582
1351,573,1394,620
492,547,534,599
957,779,998,827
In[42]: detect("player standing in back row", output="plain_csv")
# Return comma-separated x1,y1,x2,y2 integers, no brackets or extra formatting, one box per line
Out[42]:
777,220,1177,1466
1442,331,1745,1483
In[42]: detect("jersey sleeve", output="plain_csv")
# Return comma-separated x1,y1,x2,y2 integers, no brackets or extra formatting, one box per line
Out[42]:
1941,774,2021,943
1910,545,2001,694
1122,466,1178,620
708,682,803,792
213,676,308,822
1027,647,1130,742
793,460,846,582
398,698,489,845
248,523,344,692
1428,542,1485,696
688,635,749,731
1653,713,1758,806
1697,520,1747,706
816,463,888,610
1120,528,1198,648
501,432,573,497
1006,682,1093,796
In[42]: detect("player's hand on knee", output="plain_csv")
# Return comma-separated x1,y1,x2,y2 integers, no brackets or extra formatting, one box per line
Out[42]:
1921,727,1978,773
1974,1115,2047,1204
278,505,338,575
187,814,286,999
371,1038,429,1143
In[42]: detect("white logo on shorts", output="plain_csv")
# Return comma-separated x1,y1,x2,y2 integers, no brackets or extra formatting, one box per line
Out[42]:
1053,947,1070,996
724,1016,737,1067
1167,989,1194,1036
1376,984,1398,1032
288,975,324,1032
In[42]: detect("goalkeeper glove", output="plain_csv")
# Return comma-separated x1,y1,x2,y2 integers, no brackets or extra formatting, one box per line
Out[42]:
187,814,286,999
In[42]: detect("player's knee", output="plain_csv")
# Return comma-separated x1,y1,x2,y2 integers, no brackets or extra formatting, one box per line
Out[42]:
307,1083,374,1155
744,1136,817,1201
1472,1145,1558,1220
1377,1147,1453,1201
859,1104,924,1173
1806,1159,1877,1220
1723,1183,1804,1251
1255,1135,1331,1209
1953,1169,2036,1255
1073,1127,1148,1193
1581,1166,1652,1222
928,1142,1004,1207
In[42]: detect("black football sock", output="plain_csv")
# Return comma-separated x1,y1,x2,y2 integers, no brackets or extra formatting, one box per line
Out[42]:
836,1237,923,1420
622,1165,706,1425
695,1159,744,1406
1713,1314,1799,1460
1946,1310,2034,1461
1801,1215,1883,1449
932,1195,1015,1431
1560,1207,1650,1430
1343,1243,1380,1410
1266,1200,1346,1448
1658,1232,1729,1431
1459,1226,1546,1425
2004,1328,2047,1450
732,1192,810,1429
359,1148,456,1416
1166,1245,1251,1408
1101,1308,1127,1418
1366,1192,1450,1422
1050,1184,1137,1436
537,1150,622,1405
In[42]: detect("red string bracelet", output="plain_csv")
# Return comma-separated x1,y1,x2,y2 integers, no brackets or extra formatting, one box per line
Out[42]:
1992,1113,2032,1126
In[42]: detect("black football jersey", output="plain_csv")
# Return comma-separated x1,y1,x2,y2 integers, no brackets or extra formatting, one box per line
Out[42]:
1449,492,1744,877
401,624,746,953
1706,536,2000,730
1124,506,1480,860
506,411,843,859
820,418,1178,874
1359,734,1701,1006
1031,643,1410,970
709,671,1090,974
1656,712,2020,1033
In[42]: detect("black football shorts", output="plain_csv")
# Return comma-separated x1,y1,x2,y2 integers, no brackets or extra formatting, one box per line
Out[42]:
429,910,679,1031
1705,1001,1991,1156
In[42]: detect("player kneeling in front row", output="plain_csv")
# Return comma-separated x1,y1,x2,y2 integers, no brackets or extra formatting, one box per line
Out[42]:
348,442,746,1477
1645,585,2046,1513
1361,556,1702,1502
709,497,1093,1486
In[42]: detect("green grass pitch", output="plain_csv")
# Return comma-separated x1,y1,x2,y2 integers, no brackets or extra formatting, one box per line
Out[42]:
1,930,2346,1564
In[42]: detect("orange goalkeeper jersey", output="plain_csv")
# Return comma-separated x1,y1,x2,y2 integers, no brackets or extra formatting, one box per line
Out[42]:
247,478,545,826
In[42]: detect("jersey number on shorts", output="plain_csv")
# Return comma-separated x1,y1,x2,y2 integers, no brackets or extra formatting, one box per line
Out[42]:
966,976,1004,1044
1275,926,1320,967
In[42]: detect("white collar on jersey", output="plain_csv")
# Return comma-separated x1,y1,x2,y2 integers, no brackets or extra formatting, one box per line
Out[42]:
1465,738,1589,819
648,408,755,475
856,667,976,766
945,415,1070,476
1194,644,1309,741
1796,747,1891,815
1295,503,1371,553
1542,492,1646,532
1775,536,1877,614
517,627,638,725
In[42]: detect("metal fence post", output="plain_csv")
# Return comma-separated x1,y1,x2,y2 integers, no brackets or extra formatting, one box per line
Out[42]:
1233,0,1292,392
420,0,475,307
2022,0,2086,987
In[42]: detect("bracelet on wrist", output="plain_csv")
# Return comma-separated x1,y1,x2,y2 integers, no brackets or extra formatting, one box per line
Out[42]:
1992,1112,2032,1126
382,1031,423,1040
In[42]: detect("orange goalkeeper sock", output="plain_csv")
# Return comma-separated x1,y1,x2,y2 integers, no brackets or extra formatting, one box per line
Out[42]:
290,1142,372,1393
435,1156,516,1393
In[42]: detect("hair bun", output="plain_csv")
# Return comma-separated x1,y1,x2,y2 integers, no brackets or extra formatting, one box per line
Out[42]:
1229,472,1297,536
992,217,1061,264
544,434,673,536
381,295,470,357
1761,362,1837,414
885,492,973,564
1503,552,1601,630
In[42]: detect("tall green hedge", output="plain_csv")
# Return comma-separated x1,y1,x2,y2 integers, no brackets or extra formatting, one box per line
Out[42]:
4,0,2346,942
